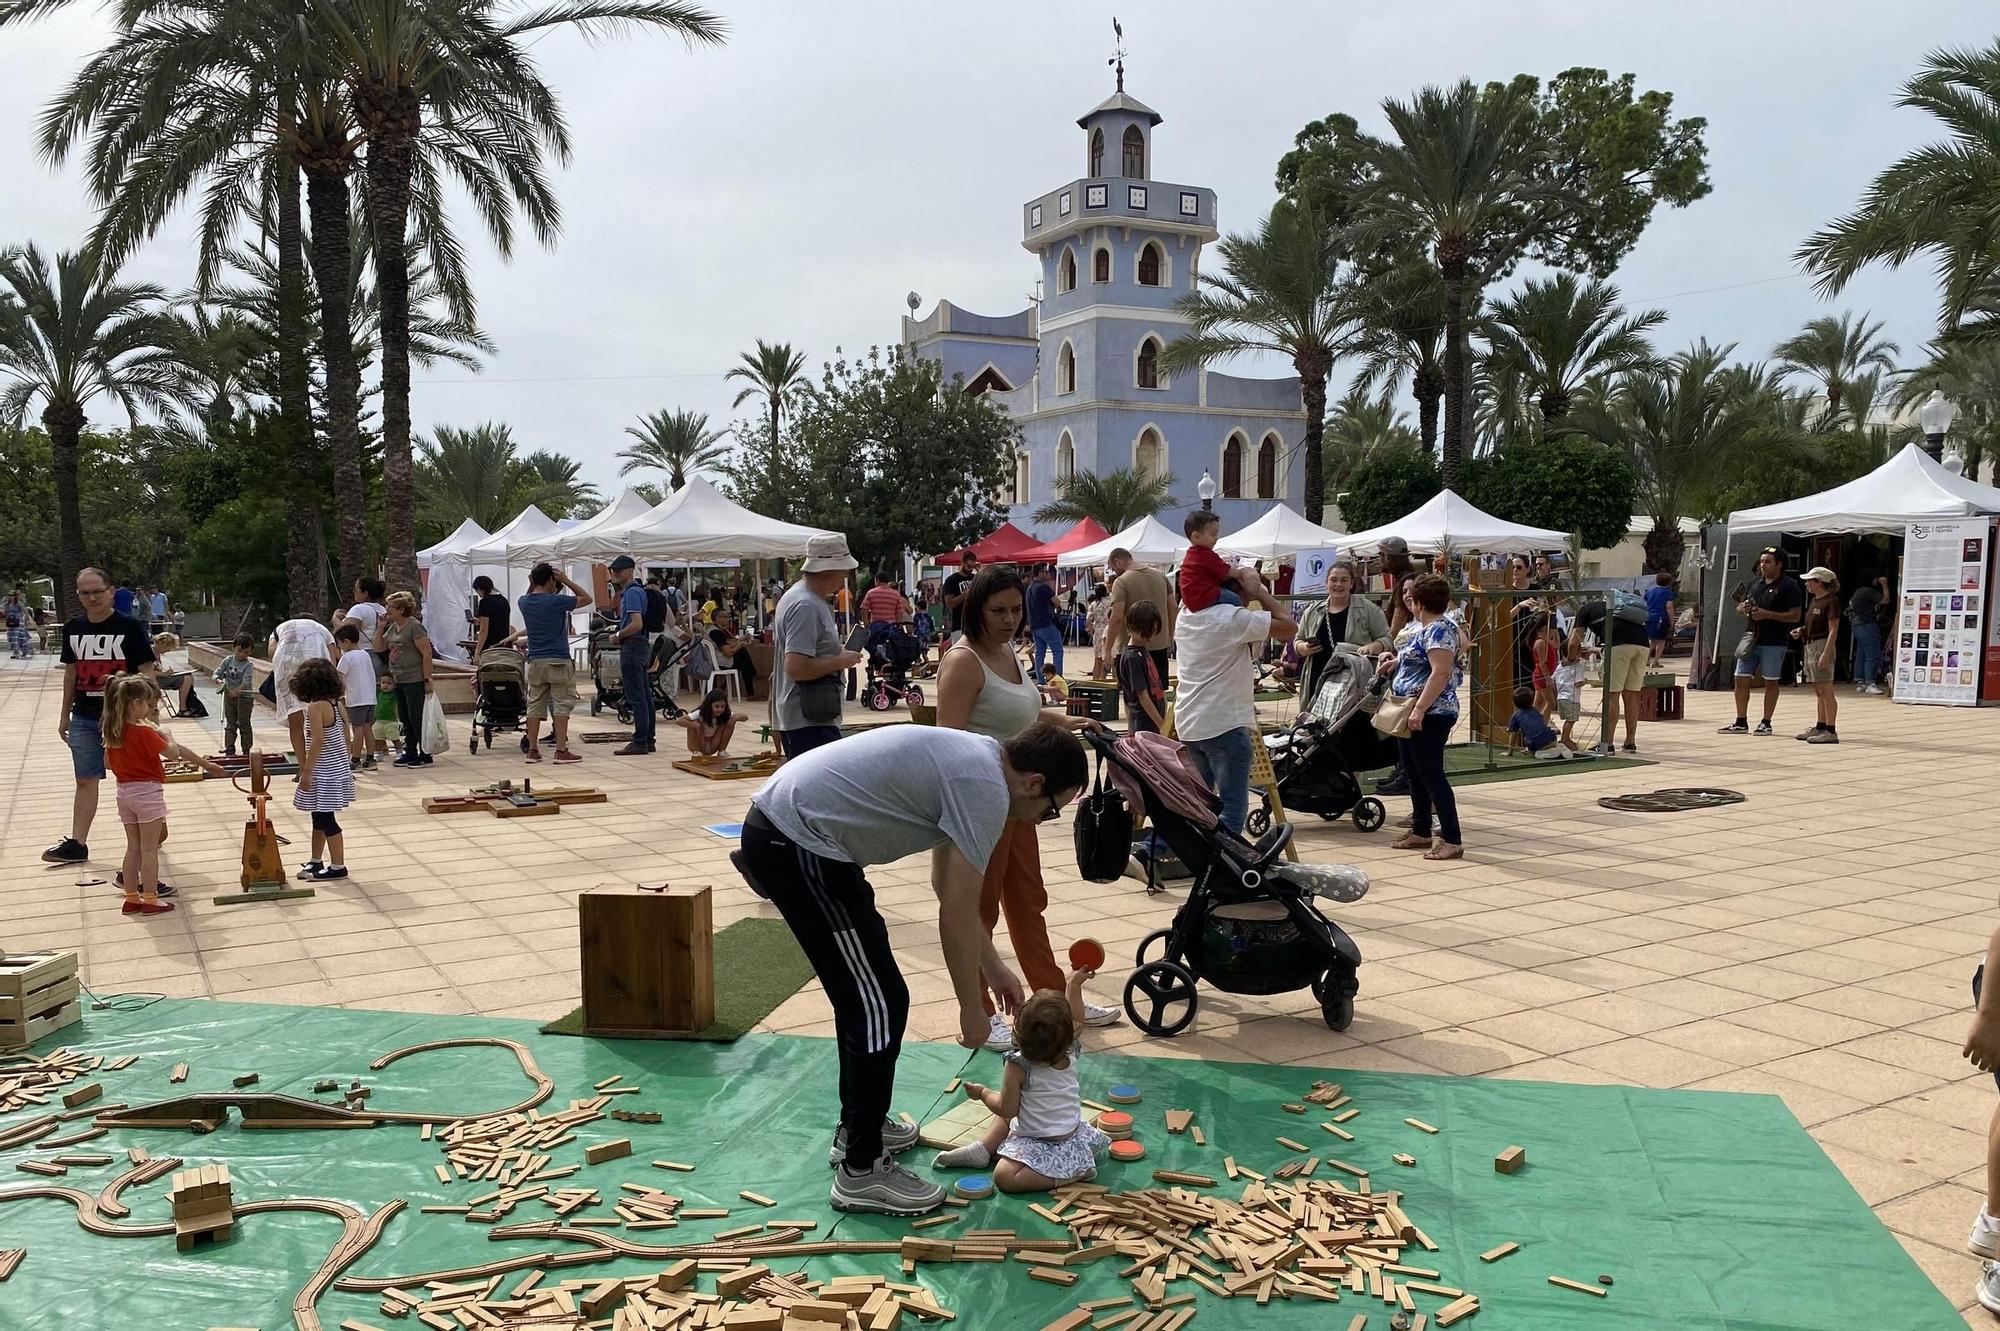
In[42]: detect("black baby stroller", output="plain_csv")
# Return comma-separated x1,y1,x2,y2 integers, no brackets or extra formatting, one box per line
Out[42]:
588,617,688,725
861,622,926,711
1256,648,1399,835
1082,728,1368,1036
470,647,528,754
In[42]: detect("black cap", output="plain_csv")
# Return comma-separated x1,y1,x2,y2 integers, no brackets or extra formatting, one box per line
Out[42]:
609,555,636,571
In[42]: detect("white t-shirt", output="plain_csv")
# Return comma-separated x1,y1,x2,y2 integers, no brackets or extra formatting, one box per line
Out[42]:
752,726,1009,871
1171,604,1272,743
270,618,336,721
342,601,384,643
337,648,378,708
1553,659,1582,703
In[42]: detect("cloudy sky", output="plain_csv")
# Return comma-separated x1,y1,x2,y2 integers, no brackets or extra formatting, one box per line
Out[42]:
2,1,1995,498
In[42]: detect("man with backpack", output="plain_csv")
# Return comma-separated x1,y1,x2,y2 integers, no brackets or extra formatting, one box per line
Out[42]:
1568,590,1652,755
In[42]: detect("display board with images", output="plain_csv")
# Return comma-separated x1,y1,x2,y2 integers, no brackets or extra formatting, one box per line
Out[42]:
1896,518,1989,705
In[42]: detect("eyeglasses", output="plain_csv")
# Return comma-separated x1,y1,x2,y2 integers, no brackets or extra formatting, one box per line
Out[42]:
77,587,109,596
1038,792,1063,823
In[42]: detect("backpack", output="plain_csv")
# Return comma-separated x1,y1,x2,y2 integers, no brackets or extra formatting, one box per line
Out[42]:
1072,755,1135,883
642,586,669,635
1611,589,1650,626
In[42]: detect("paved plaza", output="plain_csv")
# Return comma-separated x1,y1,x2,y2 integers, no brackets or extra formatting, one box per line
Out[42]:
0,657,1993,1321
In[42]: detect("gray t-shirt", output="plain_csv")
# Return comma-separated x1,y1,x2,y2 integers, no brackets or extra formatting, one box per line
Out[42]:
751,727,1010,871
771,579,843,731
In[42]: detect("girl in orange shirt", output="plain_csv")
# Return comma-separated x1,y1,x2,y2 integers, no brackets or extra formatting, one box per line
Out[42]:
102,675,224,915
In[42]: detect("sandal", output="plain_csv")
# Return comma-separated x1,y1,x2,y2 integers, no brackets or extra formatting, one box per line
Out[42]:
1424,842,1464,861
1389,833,1431,851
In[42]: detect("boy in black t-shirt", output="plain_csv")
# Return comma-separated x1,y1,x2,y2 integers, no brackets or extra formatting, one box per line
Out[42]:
1116,600,1166,735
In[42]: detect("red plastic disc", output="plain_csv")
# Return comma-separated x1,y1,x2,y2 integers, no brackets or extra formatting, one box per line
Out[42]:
1108,1139,1146,1162
1069,937,1106,972
1095,1110,1133,1132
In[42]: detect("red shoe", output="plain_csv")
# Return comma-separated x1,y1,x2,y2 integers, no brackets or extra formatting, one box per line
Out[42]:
525,748,544,763
135,899,176,915
554,749,582,764
121,899,143,915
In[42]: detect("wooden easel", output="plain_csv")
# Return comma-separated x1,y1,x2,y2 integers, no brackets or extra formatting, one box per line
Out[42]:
213,754,315,906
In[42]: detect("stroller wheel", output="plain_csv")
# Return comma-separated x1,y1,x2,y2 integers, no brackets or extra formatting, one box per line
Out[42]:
1244,806,1271,837
1322,993,1355,1032
469,736,479,754
617,706,632,726
1123,961,1198,1038
1353,797,1387,833
1135,928,1173,967
591,698,602,716
519,735,530,753
1312,967,1358,1031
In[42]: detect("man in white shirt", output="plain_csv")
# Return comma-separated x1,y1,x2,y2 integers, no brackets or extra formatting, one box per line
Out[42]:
1171,564,1295,834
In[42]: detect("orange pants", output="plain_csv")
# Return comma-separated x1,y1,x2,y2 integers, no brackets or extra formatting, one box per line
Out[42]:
979,819,1065,1015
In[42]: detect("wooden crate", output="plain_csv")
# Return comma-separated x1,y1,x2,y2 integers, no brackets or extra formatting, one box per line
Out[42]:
580,884,714,1037
0,953,81,1049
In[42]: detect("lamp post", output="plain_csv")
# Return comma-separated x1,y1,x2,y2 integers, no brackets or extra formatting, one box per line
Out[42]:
1944,448,1967,476
1197,470,1217,512
1919,390,1957,461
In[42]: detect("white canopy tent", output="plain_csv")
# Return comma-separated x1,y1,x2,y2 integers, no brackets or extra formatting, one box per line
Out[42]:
414,519,489,662
510,489,658,564
595,476,836,561
1335,489,1566,558
1056,515,1188,569
1216,506,1346,561
1727,442,2000,535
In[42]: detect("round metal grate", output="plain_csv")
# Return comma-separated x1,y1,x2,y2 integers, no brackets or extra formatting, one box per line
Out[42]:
1597,787,1746,813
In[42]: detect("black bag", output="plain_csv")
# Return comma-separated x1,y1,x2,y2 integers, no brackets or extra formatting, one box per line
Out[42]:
258,672,276,704
797,674,843,724
1073,755,1134,883
642,586,670,635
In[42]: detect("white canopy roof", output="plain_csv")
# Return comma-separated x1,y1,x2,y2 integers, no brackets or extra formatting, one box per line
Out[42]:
597,476,837,561
1336,489,1567,558
1728,442,2000,535
1056,515,1188,569
1216,506,1346,561
415,517,488,569
510,489,658,563
1624,513,1702,539
446,505,559,565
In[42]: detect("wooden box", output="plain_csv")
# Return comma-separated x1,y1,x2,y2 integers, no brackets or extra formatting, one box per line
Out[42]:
0,953,81,1050
580,884,714,1036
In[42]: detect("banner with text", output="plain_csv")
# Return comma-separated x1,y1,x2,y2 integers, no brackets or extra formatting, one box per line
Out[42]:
1896,518,1989,706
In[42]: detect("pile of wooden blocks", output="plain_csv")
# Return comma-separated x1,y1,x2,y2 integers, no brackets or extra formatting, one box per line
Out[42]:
433,1095,616,1187
0,953,81,1052
168,1164,236,1250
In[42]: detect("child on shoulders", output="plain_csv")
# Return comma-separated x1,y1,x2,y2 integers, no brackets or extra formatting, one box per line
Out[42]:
1177,511,1231,613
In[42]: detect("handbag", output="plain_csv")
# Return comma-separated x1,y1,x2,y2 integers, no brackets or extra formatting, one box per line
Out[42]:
796,674,843,724
1372,690,1416,739
1072,756,1134,883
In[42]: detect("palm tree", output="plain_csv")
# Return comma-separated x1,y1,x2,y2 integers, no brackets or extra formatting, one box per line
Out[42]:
1347,263,1447,454
1898,340,2000,481
1323,385,1419,502
727,339,811,509
619,409,728,490
1158,202,1354,524
0,245,195,614
1033,467,1179,532
508,449,599,518
1481,274,1663,421
1771,312,1900,428
1798,42,2000,340
414,422,519,539
165,304,267,428
326,0,727,598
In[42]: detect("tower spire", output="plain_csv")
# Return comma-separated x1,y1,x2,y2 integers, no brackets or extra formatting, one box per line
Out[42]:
1109,17,1126,92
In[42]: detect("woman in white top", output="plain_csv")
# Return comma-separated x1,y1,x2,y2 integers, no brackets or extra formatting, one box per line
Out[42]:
935,566,1114,1046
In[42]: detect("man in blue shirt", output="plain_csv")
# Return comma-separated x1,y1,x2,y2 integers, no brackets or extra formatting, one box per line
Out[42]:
1026,565,1063,684
609,555,655,755
518,561,593,763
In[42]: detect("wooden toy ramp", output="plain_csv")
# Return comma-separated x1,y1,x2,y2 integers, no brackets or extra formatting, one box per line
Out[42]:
672,753,782,780
422,784,608,817
95,1092,383,1130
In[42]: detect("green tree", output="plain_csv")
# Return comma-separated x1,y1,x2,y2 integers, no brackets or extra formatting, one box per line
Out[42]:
1897,340,2000,480
0,245,194,615
414,422,595,543
1481,274,1662,420
1770,312,1900,428
1159,202,1353,523
1346,263,1448,454
0,425,186,592
727,339,811,512
1463,434,1636,550
1322,386,1420,504
1035,467,1180,533
182,493,293,625
620,409,728,491
1337,448,1441,532
509,449,599,519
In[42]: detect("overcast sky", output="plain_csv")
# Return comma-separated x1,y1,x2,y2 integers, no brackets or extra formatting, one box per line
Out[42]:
2,1,1995,499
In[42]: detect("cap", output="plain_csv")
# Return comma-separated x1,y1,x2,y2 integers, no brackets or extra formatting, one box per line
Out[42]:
801,534,859,574
1803,565,1839,590
1380,536,1409,554
608,555,636,572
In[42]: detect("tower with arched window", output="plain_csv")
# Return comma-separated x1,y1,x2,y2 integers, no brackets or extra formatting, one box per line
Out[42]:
901,72,1308,540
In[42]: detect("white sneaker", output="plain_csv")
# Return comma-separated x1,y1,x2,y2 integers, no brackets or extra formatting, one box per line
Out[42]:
1978,1259,2000,1314
983,1012,1013,1051
1971,1207,2000,1259
1082,1001,1122,1028
1862,684,1884,696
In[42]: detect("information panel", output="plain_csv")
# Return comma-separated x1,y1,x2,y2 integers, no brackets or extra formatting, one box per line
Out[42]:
1896,518,1988,706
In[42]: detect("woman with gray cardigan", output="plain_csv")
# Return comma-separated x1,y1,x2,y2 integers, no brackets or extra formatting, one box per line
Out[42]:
1295,562,1392,704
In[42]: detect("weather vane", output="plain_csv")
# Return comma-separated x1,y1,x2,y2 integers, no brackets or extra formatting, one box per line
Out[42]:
1109,17,1126,92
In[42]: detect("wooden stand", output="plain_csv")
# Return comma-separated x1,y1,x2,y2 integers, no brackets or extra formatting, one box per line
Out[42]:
580,884,715,1036
216,754,315,905
0,953,81,1051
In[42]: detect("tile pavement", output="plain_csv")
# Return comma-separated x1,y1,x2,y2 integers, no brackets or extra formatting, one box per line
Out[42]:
1,655,1995,1321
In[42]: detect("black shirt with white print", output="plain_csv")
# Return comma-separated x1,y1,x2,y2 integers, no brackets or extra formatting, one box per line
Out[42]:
60,612,155,719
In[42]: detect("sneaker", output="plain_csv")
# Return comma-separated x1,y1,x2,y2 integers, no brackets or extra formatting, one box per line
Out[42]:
418,754,435,766
362,755,379,770
42,837,87,864
983,1012,1014,1051
1794,725,1822,740
349,759,362,772
525,748,544,764
1804,729,1839,744
304,865,349,880
1082,1001,1122,1028
1752,720,1774,736
1862,684,1884,696
554,749,582,764
296,861,323,880
112,874,174,898
1588,743,1616,757
1970,1207,2000,1260
392,754,417,767
1716,720,1749,734
1373,774,1410,796
829,1154,945,1216
1979,1260,2000,1315
826,1116,921,1166
1620,742,1637,754
613,743,650,756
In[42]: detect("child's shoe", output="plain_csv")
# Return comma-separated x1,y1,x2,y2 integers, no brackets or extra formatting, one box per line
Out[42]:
1979,1260,2000,1314
1970,1206,2000,1259
304,865,349,881
135,900,176,915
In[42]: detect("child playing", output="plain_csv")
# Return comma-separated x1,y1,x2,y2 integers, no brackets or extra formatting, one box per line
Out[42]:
1530,617,1559,718
333,624,381,770
1115,601,1166,735
932,966,1109,1192
1552,641,1586,751
213,632,257,756
1506,685,1573,760
1963,931,2000,1312
674,687,737,758
102,674,224,915
1177,510,1231,613
291,658,356,882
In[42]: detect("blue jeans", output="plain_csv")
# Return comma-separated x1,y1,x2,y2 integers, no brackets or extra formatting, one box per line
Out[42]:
1183,726,1254,836
1030,625,1065,682
1853,620,1883,685
65,712,105,779
779,725,841,759
620,638,655,746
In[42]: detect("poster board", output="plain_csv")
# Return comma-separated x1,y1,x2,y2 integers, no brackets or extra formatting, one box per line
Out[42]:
1894,518,1989,706
1291,547,1339,596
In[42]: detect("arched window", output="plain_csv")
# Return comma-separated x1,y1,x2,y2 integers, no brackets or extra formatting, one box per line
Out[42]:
1092,247,1110,283
1137,242,1163,287
1221,433,1245,499
1122,125,1145,178
1058,247,1077,294
1056,431,1075,482
1057,342,1077,394
1135,428,1162,484
1257,433,1280,499
1136,337,1161,390
1089,128,1104,178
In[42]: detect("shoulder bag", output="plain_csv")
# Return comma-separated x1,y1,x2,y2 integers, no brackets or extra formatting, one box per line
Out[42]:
796,673,843,724
1372,689,1416,739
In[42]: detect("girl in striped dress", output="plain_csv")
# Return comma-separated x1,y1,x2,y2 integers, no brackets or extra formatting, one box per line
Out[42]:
290,658,356,881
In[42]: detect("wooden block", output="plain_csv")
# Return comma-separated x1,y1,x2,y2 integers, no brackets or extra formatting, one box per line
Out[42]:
584,1139,631,1165
723,1306,786,1331
786,1301,851,1324
653,1160,697,1172
1163,1110,1193,1134
170,1064,188,1084
1189,1126,1205,1146
1392,1154,1416,1167
740,1190,777,1207
1149,1170,1215,1188
61,1082,101,1109
1275,1137,1308,1152
1404,1119,1438,1135
1434,1295,1480,1325
716,1264,770,1298
433,1165,451,1185
1030,1267,1080,1287
1479,1242,1518,1263
1039,1312,1093,1331
1346,1317,1367,1331
580,883,715,1036
0,1249,23,1282
340,1321,392,1331
1547,1276,1606,1298
231,1073,259,1089
657,1259,697,1291
16,1160,65,1176
579,1279,624,1316
910,1214,958,1229
1494,1146,1525,1175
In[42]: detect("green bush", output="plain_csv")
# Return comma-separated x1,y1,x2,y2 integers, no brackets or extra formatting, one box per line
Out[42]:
1338,449,1441,532
1464,434,1636,551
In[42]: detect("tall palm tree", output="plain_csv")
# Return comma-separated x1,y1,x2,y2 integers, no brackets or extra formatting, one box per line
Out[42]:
509,448,599,518
165,304,267,428
1481,274,1663,421
1322,385,1419,502
326,0,727,598
1033,467,1179,531
727,339,811,509
1159,202,1354,523
1798,42,2000,341
1347,262,1447,454
0,245,195,614
1771,312,1900,428
620,408,728,490
1897,340,2000,481
414,422,519,539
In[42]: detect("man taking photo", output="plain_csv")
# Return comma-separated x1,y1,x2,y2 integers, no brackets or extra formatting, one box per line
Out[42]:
1719,547,1803,736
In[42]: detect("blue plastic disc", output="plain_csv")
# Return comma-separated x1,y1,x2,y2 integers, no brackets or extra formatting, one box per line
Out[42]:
954,1174,994,1199
1107,1084,1142,1103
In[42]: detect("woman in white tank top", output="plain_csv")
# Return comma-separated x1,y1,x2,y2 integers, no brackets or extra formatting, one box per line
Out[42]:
935,566,1116,1042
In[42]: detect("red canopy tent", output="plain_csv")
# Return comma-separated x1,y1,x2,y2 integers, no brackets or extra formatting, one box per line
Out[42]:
1011,518,1111,563
934,521,1041,566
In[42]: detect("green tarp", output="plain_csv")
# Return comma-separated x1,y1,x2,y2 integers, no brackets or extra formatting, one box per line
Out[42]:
0,999,1961,1329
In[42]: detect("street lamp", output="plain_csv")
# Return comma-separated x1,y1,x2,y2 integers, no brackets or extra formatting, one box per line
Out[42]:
1919,390,1957,461
1197,470,1217,512
1944,447,1967,476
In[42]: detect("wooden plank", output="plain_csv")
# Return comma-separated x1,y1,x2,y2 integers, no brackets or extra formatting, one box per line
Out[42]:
1479,1242,1518,1263
1547,1276,1607,1298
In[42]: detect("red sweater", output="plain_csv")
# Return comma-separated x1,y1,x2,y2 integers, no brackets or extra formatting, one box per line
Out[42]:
1178,545,1231,613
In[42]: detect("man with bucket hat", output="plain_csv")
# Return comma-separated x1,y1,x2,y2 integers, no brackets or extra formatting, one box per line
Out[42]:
772,535,867,758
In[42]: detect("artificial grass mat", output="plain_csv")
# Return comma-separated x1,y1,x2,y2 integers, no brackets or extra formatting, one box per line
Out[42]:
0,997,1958,1330
539,915,814,1042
